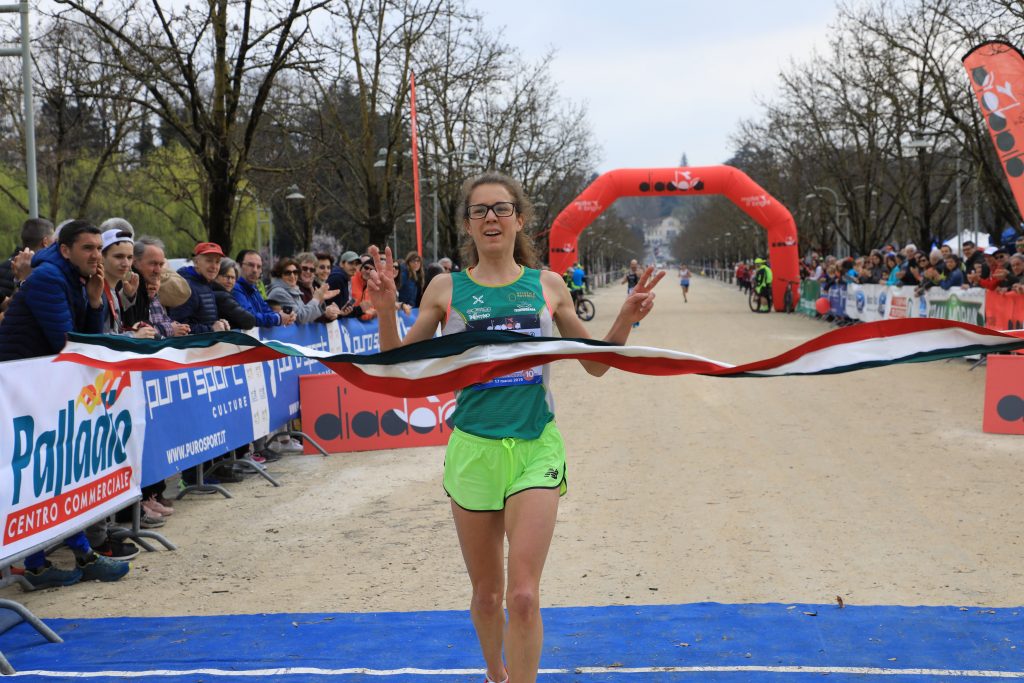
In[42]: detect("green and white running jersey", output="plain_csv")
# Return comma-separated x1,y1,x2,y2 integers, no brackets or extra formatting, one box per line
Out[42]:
442,266,554,439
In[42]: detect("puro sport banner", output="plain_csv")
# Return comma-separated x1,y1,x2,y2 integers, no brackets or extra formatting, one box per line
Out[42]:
0,358,145,561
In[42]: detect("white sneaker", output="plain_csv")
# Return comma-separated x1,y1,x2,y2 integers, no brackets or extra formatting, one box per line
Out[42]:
271,437,303,453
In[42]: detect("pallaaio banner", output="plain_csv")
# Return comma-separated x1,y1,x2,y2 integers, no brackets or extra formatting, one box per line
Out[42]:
0,359,145,561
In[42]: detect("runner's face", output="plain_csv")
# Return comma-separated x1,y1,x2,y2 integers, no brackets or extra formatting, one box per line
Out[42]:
465,184,522,257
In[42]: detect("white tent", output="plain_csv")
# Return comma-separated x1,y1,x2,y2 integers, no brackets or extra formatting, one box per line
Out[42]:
943,230,990,250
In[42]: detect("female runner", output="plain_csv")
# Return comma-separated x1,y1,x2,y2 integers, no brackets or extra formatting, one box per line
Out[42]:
366,172,663,683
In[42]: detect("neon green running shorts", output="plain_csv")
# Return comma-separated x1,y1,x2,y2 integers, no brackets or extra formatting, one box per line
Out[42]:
443,421,567,511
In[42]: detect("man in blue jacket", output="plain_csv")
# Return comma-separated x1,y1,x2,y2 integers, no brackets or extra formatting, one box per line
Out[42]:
0,220,130,587
0,220,106,360
234,249,296,327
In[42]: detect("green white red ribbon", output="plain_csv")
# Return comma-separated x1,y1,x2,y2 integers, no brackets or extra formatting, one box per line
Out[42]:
57,319,1024,398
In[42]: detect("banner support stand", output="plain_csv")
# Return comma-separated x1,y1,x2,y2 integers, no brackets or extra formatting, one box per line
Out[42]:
108,501,176,552
280,429,330,457
0,571,63,676
176,466,232,500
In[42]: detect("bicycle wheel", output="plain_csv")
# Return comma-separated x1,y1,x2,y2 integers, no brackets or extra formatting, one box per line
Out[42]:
784,286,794,313
576,298,595,321
748,287,759,312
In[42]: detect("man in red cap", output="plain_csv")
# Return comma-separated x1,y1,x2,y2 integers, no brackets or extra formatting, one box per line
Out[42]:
168,242,231,333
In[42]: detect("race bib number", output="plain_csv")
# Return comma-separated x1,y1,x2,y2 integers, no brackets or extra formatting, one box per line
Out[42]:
467,314,543,390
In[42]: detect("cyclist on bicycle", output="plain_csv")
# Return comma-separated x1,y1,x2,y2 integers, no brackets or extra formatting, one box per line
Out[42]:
565,267,584,307
753,257,773,313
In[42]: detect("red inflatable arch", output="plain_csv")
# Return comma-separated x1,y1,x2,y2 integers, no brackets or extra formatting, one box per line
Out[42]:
547,166,799,311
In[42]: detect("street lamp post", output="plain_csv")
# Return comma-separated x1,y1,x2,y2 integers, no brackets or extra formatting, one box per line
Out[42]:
285,184,305,257
907,133,965,255
805,186,847,258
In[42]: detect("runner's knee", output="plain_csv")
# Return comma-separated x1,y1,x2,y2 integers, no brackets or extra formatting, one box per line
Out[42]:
506,585,540,621
471,585,504,616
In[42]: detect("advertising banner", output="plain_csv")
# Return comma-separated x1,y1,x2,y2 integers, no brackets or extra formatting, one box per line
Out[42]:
983,355,1024,435
139,364,256,486
0,359,145,562
984,290,1024,331
924,287,986,326
828,284,847,318
883,286,920,320
845,284,889,322
797,279,820,317
299,374,455,453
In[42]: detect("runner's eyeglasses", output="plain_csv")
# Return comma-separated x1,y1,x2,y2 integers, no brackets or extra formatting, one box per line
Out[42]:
466,202,517,220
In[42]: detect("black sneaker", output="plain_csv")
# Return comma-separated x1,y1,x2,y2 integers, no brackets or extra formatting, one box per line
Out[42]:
215,468,244,484
94,538,140,561
255,448,281,463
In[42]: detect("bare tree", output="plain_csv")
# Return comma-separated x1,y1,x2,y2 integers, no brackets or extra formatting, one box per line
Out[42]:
51,0,329,253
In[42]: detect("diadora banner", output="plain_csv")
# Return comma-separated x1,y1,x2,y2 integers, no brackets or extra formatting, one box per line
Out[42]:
0,358,145,561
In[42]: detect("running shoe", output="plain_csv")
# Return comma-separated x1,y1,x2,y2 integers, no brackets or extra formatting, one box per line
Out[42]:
24,562,82,589
270,436,303,453
144,496,174,516
78,553,129,582
140,513,165,529
256,448,281,463
94,538,140,561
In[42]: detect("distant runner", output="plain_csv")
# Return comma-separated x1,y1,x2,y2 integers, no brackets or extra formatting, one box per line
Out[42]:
679,264,692,303
622,259,642,327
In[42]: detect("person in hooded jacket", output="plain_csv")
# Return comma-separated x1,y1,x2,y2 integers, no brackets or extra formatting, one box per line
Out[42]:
169,242,230,333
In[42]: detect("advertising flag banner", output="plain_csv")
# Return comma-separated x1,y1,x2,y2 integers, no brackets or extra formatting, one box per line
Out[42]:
0,358,145,561
963,41,1024,221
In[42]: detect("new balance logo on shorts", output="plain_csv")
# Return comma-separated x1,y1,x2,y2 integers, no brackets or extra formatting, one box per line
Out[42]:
545,468,559,480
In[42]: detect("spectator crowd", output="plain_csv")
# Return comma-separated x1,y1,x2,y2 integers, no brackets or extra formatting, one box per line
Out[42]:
731,232,1024,298
0,216,458,591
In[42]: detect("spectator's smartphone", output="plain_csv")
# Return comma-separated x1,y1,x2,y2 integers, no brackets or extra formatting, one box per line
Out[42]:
282,305,294,314
346,297,356,307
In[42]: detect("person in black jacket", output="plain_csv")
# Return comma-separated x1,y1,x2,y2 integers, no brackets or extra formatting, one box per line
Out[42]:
215,258,256,329
122,234,168,329
0,217,54,309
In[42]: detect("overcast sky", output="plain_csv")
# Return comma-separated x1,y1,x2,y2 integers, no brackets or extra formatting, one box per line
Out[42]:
479,1,842,171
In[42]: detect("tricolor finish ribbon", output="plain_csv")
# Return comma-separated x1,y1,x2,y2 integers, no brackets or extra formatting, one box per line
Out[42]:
57,319,1024,398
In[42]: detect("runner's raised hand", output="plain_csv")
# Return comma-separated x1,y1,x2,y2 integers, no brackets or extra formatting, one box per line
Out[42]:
620,266,665,323
366,245,398,312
